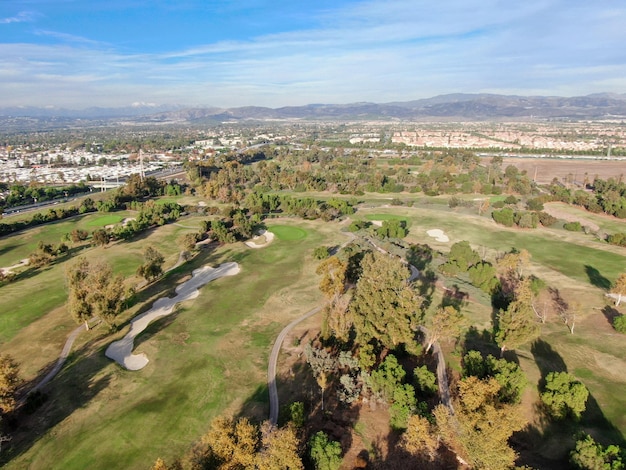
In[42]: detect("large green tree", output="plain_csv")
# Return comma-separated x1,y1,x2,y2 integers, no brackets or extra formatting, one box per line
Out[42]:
349,251,422,353
541,371,589,420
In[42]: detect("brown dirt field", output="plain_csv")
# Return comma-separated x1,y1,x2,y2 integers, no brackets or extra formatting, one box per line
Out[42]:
542,203,600,232
502,157,626,184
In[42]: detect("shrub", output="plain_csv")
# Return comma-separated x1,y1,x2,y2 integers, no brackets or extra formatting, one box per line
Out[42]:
313,246,331,260
613,315,626,334
537,211,558,227
492,208,515,227
564,221,583,232
608,232,626,247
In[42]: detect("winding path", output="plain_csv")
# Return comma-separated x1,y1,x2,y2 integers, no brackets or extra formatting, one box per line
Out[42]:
268,306,322,426
30,323,88,394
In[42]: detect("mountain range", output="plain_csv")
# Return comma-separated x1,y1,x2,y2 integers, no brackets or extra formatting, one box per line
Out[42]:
3,93,626,125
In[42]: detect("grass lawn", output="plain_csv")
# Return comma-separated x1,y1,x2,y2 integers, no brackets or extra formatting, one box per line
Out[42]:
0,216,205,345
85,214,124,227
544,202,626,234
1,219,341,470
268,224,308,240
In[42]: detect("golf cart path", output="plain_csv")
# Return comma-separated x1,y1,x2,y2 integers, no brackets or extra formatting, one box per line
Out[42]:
268,306,322,425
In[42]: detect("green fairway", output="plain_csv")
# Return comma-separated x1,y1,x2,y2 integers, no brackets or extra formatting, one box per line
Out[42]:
268,224,308,240
1,219,340,470
0,216,205,344
85,214,123,227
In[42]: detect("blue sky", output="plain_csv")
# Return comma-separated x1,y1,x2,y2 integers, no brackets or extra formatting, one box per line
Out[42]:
1,0,625,108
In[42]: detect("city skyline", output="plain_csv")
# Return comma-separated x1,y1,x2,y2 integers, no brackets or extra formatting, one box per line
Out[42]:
1,0,625,109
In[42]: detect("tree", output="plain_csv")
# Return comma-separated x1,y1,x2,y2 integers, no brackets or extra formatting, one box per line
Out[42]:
401,415,438,461
257,423,303,470
91,228,110,247
434,376,526,470
468,262,499,293
349,251,422,354
309,431,342,470
369,354,406,401
201,416,258,469
413,365,437,396
495,299,540,356
178,232,199,252
463,351,527,403
0,354,22,414
541,371,589,420
304,344,337,411
66,257,127,329
425,305,464,352
495,278,540,355
150,458,169,470
610,273,626,306
137,246,165,282
570,433,624,470
316,257,346,302
377,219,407,238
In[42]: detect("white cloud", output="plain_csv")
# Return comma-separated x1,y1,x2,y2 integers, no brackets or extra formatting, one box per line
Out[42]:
1,0,626,107
0,11,38,24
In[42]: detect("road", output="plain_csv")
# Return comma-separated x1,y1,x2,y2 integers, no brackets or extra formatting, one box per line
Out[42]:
268,306,322,426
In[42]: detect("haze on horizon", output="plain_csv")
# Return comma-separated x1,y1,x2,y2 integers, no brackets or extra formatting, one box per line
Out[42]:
1,0,625,110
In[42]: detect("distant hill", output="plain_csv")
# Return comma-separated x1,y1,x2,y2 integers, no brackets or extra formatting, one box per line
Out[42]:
3,93,626,125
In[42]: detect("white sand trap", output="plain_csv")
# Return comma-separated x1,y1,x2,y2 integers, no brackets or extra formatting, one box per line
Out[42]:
427,228,450,243
105,262,240,370
0,258,29,275
371,220,383,227
244,229,275,249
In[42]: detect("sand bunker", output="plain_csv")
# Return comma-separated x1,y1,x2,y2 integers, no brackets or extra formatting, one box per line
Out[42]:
427,229,450,243
244,229,275,249
0,258,29,276
105,262,240,370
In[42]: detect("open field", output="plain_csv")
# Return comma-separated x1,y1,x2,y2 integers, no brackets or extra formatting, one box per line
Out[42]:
502,157,626,184
1,198,625,468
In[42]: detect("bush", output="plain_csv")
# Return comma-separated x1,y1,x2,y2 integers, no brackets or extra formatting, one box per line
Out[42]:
564,221,583,232
537,211,558,227
613,315,626,334
608,232,626,247
313,246,331,260
492,208,515,227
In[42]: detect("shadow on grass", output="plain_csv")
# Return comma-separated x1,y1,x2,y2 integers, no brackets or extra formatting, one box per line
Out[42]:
601,305,621,327
585,265,611,290
1,342,112,466
514,338,626,469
